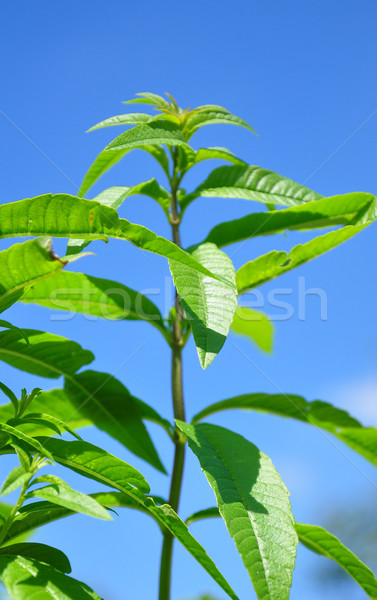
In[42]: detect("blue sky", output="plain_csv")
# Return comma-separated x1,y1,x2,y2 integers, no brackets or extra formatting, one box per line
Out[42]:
1,1,377,599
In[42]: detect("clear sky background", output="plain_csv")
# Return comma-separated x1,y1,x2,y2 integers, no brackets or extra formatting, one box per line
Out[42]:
1,2,376,599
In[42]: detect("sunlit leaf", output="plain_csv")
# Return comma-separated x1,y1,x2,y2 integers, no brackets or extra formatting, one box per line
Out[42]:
177,422,297,600
124,92,171,108
0,423,53,461
104,121,189,153
26,474,112,520
0,238,67,314
183,108,256,139
68,181,171,255
236,225,366,294
178,146,245,173
0,329,94,379
34,438,150,493
170,243,237,368
181,164,322,211
204,193,376,247
297,523,377,598
231,307,273,353
88,112,155,131
1,466,31,496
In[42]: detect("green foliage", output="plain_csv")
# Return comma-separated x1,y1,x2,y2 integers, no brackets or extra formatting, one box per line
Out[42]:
0,91,375,600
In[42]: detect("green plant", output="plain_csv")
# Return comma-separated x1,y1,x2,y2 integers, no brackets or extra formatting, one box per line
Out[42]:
0,91,376,599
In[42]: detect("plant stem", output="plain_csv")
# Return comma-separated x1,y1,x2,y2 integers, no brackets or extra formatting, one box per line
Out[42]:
158,149,186,600
0,480,28,546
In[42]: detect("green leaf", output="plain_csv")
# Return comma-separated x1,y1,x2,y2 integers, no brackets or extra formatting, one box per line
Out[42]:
64,370,166,473
79,143,170,198
9,416,62,437
181,164,322,212
169,243,237,368
194,147,246,167
124,92,171,108
297,523,377,598
0,329,94,379
1,466,31,496
34,437,150,494
78,147,129,197
67,181,171,255
183,108,256,139
9,412,80,440
204,193,376,247
0,543,71,573
0,195,227,284
231,307,273,353
236,225,366,294
0,321,29,344
26,474,112,520
88,112,156,131
178,146,245,174
191,392,377,467
10,443,31,472
84,180,170,215
104,121,189,153
18,388,42,416
0,423,53,461
0,238,67,314
21,271,170,342
177,422,298,600
33,437,238,600
0,382,18,415
186,511,377,598
0,555,102,599
186,507,220,526
1,391,72,434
